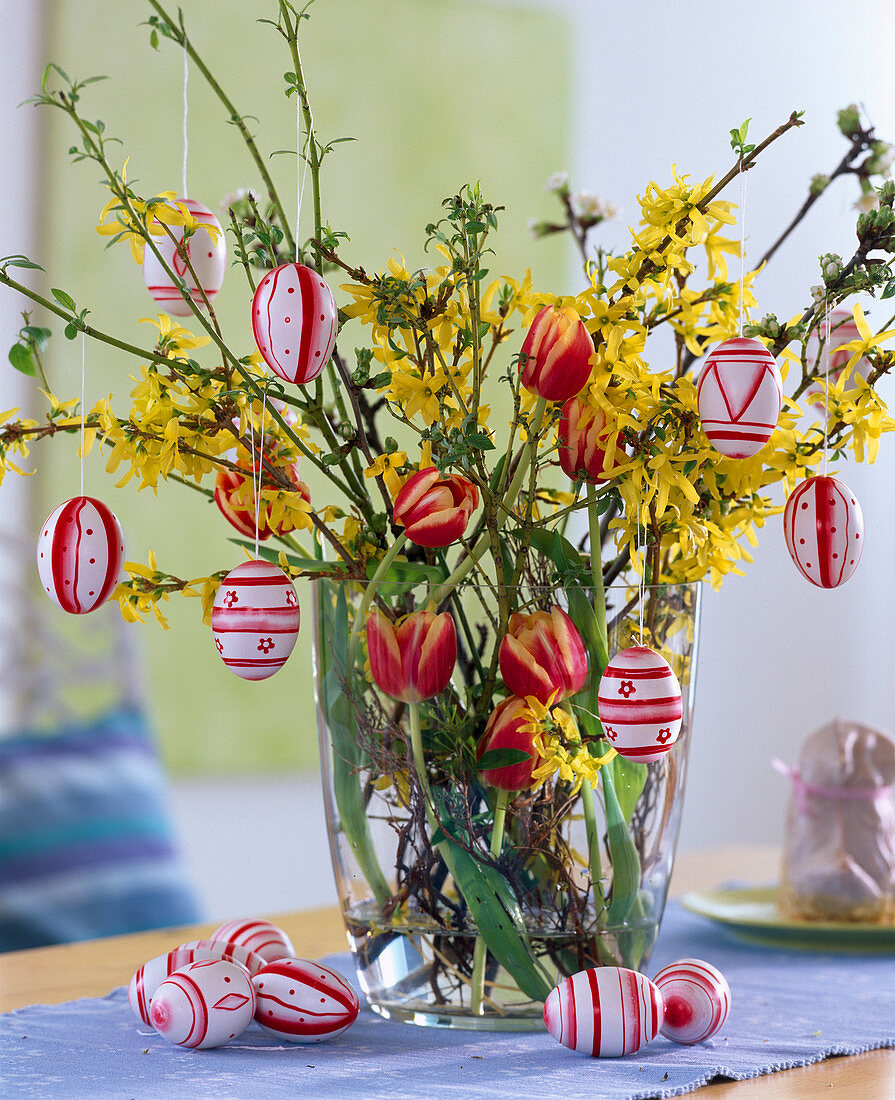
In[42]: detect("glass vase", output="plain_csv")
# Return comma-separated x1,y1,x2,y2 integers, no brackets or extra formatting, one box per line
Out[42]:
313,577,700,1030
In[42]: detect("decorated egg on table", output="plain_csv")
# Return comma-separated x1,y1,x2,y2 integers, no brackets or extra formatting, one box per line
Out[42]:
252,958,359,1044
127,940,264,1025
783,475,864,588
696,337,782,458
211,560,300,681
543,967,664,1058
251,262,338,385
653,957,731,1045
36,496,124,615
597,646,682,763
149,958,256,1049
209,917,296,963
142,197,226,316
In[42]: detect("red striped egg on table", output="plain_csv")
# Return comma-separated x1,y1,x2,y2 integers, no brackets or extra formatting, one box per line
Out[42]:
252,958,359,1044
783,475,863,588
653,958,731,1045
36,496,124,614
127,940,264,1025
142,197,226,316
251,262,338,385
211,561,300,680
597,646,683,763
543,967,664,1058
209,917,296,963
697,337,782,458
149,958,256,1049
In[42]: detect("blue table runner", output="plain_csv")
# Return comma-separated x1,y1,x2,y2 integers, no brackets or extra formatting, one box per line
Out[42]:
3,900,895,1099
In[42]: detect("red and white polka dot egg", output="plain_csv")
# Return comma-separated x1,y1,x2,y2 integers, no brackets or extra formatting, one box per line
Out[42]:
251,262,338,385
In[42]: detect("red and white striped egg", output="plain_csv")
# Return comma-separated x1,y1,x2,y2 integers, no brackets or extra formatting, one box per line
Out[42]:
697,337,782,458
36,496,124,615
209,917,295,964
252,958,359,1044
142,197,226,316
653,958,731,1045
211,560,300,680
597,646,682,763
149,958,256,1049
127,940,264,1025
783,475,864,588
543,967,664,1058
251,262,337,385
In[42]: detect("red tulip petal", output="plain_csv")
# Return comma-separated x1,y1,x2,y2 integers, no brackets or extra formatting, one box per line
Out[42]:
366,611,406,700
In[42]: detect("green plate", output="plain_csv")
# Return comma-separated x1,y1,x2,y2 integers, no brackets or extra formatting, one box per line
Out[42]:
679,886,895,951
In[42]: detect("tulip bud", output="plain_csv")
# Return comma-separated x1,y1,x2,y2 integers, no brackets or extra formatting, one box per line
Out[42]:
499,606,588,704
393,467,478,548
519,305,594,402
478,697,538,792
558,397,624,483
366,608,457,703
214,461,310,539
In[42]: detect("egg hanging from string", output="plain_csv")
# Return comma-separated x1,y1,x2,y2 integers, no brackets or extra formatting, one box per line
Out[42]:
37,496,125,614
251,262,338,385
211,559,300,680
597,645,683,763
783,474,864,588
696,336,782,458
142,197,226,316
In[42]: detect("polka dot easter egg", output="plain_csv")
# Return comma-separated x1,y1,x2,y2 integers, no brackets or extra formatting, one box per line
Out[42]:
252,958,359,1044
697,337,782,458
783,475,863,588
251,262,338,385
597,646,683,763
149,958,256,1050
142,197,226,316
543,967,664,1058
36,496,124,614
209,917,295,964
653,958,731,1045
211,560,300,681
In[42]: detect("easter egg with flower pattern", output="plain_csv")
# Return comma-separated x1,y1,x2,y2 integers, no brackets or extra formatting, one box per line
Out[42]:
597,645,682,763
653,958,731,1045
142,197,226,316
36,496,125,615
149,958,256,1049
543,967,664,1057
783,474,863,588
211,560,300,680
251,262,338,385
697,337,782,458
252,958,359,1044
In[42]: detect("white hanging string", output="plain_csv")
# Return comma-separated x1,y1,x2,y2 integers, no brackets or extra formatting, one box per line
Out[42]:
637,509,645,643
181,37,189,199
822,308,831,477
80,333,86,498
248,386,271,560
738,160,747,338
295,38,311,260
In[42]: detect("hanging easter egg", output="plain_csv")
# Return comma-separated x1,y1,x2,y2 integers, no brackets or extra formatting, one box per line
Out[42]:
543,967,664,1058
653,958,731,1045
142,197,226,316
696,337,782,458
252,958,360,1044
127,940,264,1025
36,496,125,615
251,262,337,385
209,917,296,964
597,646,683,763
783,475,864,588
149,958,256,1049
211,560,300,681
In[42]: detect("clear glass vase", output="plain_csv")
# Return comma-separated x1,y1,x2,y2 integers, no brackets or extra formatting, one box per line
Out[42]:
313,577,700,1030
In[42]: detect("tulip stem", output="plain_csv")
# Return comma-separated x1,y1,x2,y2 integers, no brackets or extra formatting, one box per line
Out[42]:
581,780,607,917
587,483,607,643
407,701,437,834
345,531,408,673
470,787,510,1015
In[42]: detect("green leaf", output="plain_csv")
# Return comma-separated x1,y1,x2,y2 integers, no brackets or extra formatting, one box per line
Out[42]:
476,747,531,771
882,280,895,300
63,323,78,340
0,254,44,272
364,558,444,588
8,343,35,377
51,288,77,312
603,764,642,924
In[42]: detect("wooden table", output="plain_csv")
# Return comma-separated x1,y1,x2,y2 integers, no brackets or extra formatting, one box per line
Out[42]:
2,845,894,1098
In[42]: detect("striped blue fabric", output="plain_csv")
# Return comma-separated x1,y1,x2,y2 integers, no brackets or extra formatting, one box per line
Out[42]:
0,706,200,951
